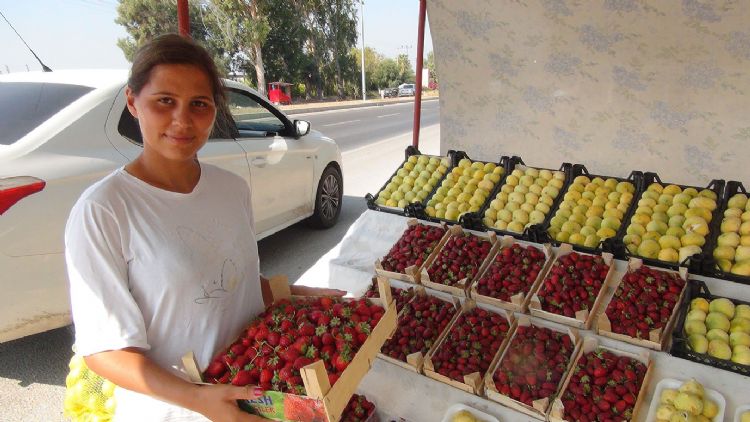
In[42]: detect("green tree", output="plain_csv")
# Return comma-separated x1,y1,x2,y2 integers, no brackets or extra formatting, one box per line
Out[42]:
396,53,415,83
371,57,400,90
425,50,437,85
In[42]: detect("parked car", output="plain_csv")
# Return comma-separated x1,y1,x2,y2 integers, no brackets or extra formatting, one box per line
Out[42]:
0,70,343,343
383,87,399,98
398,83,416,97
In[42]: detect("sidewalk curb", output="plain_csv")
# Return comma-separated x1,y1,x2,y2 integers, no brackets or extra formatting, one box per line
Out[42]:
281,96,440,116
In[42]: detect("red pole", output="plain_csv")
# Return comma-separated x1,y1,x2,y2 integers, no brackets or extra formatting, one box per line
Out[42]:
412,0,426,149
177,0,190,37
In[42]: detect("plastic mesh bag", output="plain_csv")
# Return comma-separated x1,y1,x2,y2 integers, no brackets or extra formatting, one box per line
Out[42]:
63,350,116,422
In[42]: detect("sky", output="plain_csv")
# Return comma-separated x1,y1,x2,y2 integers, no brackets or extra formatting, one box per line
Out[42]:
0,0,433,74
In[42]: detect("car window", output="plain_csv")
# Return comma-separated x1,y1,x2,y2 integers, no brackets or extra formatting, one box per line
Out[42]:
227,89,287,137
117,99,239,145
0,82,93,145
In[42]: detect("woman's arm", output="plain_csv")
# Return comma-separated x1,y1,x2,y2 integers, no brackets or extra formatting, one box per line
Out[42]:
259,275,346,306
84,348,268,422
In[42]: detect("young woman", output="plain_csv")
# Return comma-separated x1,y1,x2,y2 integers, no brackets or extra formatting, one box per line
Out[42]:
65,34,343,422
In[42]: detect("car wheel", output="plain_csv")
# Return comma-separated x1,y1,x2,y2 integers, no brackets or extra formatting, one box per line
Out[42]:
307,165,343,228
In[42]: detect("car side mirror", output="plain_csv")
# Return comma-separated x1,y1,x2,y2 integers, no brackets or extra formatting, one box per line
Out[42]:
294,120,311,137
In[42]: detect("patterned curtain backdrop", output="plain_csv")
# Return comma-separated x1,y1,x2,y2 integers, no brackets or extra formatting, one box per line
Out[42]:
428,0,750,185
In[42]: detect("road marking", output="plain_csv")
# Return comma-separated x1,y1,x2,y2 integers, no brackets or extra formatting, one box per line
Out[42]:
377,113,400,118
322,119,360,127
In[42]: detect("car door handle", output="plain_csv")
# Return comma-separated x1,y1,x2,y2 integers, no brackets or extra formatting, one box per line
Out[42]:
251,157,267,167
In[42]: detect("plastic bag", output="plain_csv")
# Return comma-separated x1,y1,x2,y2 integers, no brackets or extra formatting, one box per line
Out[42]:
63,351,116,422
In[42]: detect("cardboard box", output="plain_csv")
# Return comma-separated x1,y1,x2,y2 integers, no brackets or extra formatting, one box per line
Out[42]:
548,337,653,422
528,244,615,330
483,315,581,420
420,225,499,297
470,236,553,313
422,299,516,396
374,218,448,284
184,276,398,422
596,258,688,351
377,286,461,373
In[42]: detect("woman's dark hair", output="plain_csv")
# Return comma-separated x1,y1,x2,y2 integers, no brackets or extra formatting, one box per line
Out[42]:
128,33,226,106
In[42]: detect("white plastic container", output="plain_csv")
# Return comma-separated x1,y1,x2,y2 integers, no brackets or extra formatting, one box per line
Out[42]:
644,378,725,422
735,404,750,422
440,403,501,422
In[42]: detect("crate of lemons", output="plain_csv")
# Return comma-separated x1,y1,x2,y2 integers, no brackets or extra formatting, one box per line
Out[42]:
622,183,718,263
713,192,750,276
64,354,116,422
425,158,504,221
684,297,750,366
482,166,566,234
547,175,636,248
374,155,451,209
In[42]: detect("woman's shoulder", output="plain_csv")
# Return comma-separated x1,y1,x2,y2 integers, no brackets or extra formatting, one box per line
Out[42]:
75,168,130,206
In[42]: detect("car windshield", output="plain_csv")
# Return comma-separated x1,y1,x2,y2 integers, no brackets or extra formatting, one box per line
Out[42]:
0,82,93,145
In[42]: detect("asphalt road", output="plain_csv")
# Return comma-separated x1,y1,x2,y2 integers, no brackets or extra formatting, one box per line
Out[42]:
295,99,440,152
0,100,440,422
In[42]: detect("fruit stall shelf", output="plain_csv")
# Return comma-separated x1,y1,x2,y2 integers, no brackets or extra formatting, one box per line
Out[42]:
531,165,644,258
670,279,750,377
469,158,575,242
411,152,515,227
596,259,689,352
364,145,453,217
702,180,750,285
615,172,726,273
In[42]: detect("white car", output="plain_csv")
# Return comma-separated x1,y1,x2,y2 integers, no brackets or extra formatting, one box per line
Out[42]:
0,70,343,343
398,83,416,97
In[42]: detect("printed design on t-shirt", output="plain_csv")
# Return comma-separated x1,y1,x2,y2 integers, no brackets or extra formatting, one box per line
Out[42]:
176,225,245,305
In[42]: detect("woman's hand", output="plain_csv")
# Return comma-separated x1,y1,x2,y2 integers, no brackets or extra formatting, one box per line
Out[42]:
194,383,271,422
289,284,347,297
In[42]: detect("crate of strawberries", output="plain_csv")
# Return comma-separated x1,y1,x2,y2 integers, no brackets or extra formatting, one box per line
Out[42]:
185,276,398,422
378,287,461,373
549,337,653,422
422,299,516,396
375,219,448,284
470,236,552,313
420,225,498,297
362,276,414,313
528,244,614,330
484,315,581,420
597,258,688,351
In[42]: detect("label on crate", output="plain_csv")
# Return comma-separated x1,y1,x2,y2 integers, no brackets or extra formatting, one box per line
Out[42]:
239,391,327,422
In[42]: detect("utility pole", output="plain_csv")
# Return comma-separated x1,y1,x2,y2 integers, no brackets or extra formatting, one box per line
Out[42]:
360,0,366,101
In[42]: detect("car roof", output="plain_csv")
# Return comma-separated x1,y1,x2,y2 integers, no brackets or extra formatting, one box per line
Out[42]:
0,69,264,96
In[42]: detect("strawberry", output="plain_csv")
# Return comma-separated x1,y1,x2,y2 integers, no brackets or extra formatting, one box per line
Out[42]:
381,224,446,273
538,252,609,318
491,325,575,407
340,394,376,422
430,307,511,382
381,294,458,362
475,243,547,303
426,231,493,286
604,266,685,340
559,348,647,422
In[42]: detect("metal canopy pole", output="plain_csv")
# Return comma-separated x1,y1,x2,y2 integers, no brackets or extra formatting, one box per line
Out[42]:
177,0,190,37
412,0,426,149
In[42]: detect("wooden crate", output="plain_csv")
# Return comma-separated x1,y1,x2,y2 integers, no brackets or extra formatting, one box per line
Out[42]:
548,337,654,422
374,218,449,284
183,276,398,422
469,236,553,313
420,225,499,297
596,258,688,351
483,315,582,421
422,299,517,396
377,285,462,374
528,244,615,330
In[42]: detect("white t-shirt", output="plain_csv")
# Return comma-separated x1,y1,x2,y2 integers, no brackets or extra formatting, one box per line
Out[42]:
65,163,265,421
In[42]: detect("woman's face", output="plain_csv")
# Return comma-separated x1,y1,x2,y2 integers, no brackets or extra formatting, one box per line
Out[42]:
126,64,216,164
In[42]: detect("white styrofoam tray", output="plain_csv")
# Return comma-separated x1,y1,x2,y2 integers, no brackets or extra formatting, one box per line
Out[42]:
645,378,725,422
441,403,500,422
735,404,750,422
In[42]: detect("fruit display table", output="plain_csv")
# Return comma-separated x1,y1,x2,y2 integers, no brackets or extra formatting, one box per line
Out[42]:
296,210,750,422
